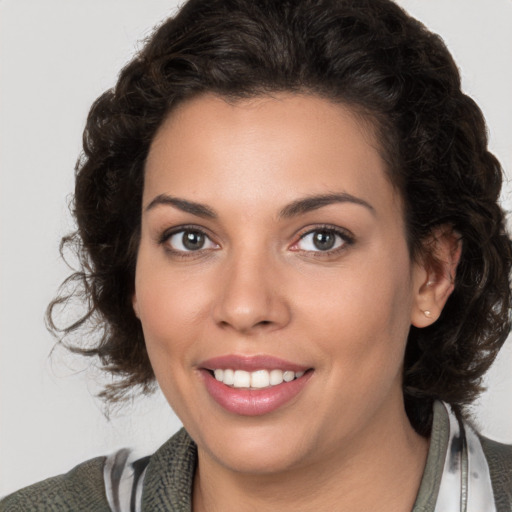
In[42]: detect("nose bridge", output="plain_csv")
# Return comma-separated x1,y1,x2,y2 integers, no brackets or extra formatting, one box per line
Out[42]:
213,240,289,333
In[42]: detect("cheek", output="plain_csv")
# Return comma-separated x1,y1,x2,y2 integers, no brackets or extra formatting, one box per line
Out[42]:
134,257,212,416
298,250,414,370
134,256,210,356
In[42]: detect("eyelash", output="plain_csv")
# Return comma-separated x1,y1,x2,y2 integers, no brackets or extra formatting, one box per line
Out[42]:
158,225,219,258
291,225,355,257
158,224,354,258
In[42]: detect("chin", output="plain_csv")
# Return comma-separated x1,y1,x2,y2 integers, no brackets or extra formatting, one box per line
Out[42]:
208,445,308,476
194,420,314,475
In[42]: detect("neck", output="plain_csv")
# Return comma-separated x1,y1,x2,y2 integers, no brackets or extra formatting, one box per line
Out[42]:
192,400,429,512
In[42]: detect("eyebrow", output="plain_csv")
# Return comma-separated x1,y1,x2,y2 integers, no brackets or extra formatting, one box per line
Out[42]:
279,193,375,218
145,194,217,218
144,192,374,219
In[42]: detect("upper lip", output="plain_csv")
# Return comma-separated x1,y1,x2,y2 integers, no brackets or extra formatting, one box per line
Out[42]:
199,354,310,372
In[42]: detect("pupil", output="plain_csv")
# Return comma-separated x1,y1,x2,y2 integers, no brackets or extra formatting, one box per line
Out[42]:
183,231,204,250
313,230,335,250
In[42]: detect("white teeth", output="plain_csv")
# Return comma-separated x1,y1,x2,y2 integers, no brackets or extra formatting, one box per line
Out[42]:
269,369,284,385
283,371,294,382
233,370,251,388
251,370,270,388
223,369,235,385
212,368,306,388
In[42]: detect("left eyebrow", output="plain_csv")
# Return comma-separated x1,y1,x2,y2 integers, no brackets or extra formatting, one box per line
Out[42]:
279,193,375,218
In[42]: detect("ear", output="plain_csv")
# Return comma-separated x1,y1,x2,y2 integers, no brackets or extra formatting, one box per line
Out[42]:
411,226,462,328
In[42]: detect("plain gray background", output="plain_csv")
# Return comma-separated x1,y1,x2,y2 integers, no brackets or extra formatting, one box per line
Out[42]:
1,0,511,497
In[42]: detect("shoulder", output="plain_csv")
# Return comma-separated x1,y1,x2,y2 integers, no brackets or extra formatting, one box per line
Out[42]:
479,435,512,511
0,456,110,512
0,429,196,512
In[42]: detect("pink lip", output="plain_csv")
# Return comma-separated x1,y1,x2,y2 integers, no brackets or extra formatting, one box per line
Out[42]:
199,354,309,372
198,355,313,416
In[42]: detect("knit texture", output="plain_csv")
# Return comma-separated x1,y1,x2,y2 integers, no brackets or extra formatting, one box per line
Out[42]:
0,457,109,512
480,436,512,512
141,429,197,511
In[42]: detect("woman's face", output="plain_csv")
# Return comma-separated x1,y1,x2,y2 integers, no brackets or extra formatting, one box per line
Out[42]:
134,93,428,474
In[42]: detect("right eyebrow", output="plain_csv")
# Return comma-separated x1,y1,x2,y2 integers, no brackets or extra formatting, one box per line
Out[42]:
144,194,217,219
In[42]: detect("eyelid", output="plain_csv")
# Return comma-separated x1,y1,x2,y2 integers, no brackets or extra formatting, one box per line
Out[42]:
158,225,219,253
290,225,355,253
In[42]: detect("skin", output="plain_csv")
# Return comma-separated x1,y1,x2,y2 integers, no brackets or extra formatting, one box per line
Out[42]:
133,93,458,512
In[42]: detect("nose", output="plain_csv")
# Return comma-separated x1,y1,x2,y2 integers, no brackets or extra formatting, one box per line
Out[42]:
212,250,291,334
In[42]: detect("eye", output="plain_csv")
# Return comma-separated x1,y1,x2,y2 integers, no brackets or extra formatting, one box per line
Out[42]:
164,228,218,252
293,227,351,253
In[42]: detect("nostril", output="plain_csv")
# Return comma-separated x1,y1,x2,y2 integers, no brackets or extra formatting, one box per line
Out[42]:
218,318,273,330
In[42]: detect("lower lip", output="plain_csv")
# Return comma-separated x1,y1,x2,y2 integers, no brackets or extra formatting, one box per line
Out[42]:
200,370,313,416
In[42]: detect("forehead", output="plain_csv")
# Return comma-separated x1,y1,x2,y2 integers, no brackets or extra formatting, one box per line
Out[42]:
144,93,401,219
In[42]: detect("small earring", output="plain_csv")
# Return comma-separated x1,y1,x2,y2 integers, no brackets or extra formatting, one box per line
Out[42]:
423,310,432,318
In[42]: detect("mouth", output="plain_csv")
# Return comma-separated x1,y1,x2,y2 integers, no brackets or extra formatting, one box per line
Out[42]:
198,355,314,416
208,368,306,389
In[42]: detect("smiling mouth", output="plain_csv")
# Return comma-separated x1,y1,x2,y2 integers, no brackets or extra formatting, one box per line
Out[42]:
209,368,307,389
201,361,314,415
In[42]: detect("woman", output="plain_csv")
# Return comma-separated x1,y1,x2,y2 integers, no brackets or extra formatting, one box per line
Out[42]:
2,0,511,510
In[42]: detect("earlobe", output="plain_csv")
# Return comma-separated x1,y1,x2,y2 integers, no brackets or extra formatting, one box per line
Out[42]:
411,226,462,328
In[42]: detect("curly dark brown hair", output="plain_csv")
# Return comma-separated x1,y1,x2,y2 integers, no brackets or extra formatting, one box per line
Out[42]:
48,0,512,434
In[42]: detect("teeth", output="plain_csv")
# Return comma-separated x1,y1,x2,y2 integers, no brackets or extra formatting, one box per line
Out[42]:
223,369,234,385
212,368,306,388
251,370,270,388
283,371,294,382
269,369,283,385
233,370,251,388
